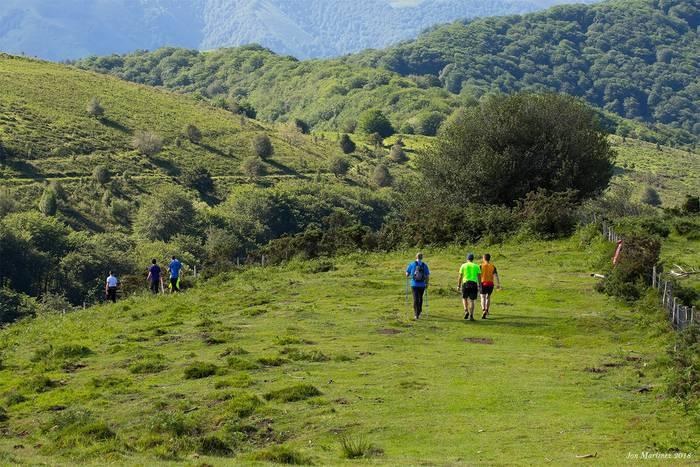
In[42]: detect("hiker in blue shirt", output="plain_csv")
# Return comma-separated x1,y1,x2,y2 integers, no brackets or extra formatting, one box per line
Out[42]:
168,256,182,293
406,252,430,319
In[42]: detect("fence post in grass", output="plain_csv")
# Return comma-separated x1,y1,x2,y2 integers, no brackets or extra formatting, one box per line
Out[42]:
262,255,266,267
662,281,668,306
652,265,657,288
691,307,695,325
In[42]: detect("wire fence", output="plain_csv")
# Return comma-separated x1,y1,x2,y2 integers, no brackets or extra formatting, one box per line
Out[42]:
601,222,696,331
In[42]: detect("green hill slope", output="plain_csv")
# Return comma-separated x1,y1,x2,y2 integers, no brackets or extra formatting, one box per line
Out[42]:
0,54,397,232
0,237,696,465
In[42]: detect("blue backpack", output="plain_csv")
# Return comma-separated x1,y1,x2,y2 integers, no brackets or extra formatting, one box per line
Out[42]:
413,262,426,282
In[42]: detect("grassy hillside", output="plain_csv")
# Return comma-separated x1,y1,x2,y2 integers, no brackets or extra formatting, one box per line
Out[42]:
0,54,404,232
0,235,697,465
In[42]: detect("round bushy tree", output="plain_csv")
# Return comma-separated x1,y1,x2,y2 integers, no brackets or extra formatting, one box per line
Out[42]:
134,187,196,241
641,187,661,207
252,134,274,159
339,134,356,154
241,156,266,178
38,189,57,216
182,166,214,194
93,165,110,185
420,93,614,205
389,144,407,163
372,164,393,187
329,156,350,178
132,131,163,156
358,109,394,138
184,124,202,144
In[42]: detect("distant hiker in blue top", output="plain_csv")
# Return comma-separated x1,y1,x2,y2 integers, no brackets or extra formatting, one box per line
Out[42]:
406,252,430,319
168,256,182,293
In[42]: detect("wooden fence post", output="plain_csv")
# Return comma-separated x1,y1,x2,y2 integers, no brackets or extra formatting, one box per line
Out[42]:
652,265,657,288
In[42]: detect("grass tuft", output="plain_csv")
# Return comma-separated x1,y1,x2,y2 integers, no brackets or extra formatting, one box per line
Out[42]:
339,434,382,459
183,362,218,379
226,356,260,370
281,348,330,362
0,406,8,422
5,392,27,406
226,392,264,418
257,356,288,367
23,375,58,393
253,445,313,465
149,411,199,437
32,344,93,364
264,384,322,402
197,435,234,456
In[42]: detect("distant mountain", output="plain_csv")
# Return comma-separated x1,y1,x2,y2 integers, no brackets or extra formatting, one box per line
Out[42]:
0,0,596,60
75,0,699,146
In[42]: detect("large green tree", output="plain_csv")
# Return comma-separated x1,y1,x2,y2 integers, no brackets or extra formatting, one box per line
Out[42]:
420,93,614,205
134,187,197,241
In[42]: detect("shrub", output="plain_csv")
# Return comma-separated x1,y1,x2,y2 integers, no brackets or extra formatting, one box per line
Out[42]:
420,93,614,206
132,130,163,156
328,156,350,178
133,186,196,241
599,233,660,301
368,132,383,148
86,97,104,118
339,134,356,154
183,362,218,379
667,324,699,406
253,445,312,465
389,144,407,163
293,118,310,134
0,288,37,325
372,164,392,187
641,186,661,207
184,124,202,144
358,109,394,137
674,219,699,237
241,156,266,178
518,189,577,238
38,188,58,216
413,111,445,136
683,195,700,213
252,134,274,158
181,165,214,194
263,384,321,402
92,165,110,185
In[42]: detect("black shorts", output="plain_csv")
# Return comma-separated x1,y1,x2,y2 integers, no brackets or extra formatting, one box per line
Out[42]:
481,284,494,296
462,282,478,300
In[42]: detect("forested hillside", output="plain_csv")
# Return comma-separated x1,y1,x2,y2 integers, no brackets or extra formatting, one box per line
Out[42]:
76,0,699,147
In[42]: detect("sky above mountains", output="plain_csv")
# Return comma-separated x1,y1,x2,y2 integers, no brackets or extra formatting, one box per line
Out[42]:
0,0,597,61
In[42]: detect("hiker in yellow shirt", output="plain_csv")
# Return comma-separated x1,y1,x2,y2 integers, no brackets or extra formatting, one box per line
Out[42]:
479,253,501,319
457,253,481,321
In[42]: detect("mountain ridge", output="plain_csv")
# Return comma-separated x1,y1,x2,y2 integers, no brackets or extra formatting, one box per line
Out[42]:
0,0,596,60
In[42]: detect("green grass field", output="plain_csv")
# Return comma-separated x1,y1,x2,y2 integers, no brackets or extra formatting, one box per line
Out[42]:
1,234,697,465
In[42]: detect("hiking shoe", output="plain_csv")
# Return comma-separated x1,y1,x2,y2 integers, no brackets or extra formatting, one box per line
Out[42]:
463,311,469,320
481,312,487,319
469,314,475,321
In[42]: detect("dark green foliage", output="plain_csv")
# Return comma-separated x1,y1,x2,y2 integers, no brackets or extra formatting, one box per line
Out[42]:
184,124,202,144
293,118,310,134
519,190,577,238
132,130,163,156
0,406,7,422
339,134,356,154
134,187,196,241
615,216,671,239
86,97,105,118
197,435,233,456
252,134,274,158
0,288,37,325
412,111,445,136
641,187,661,207
253,445,313,465
181,165,214,194
38,187,58,216
263,384,322,402
667,324,699,406
358,109,394,138
328,156,350,178
683,196,700,214
599,233,660,301
92,165,110,185
372,164,392,187
241,156,266,178
420,94,614,206
356,1,699,146
183,362,218,379
674,219,699,237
